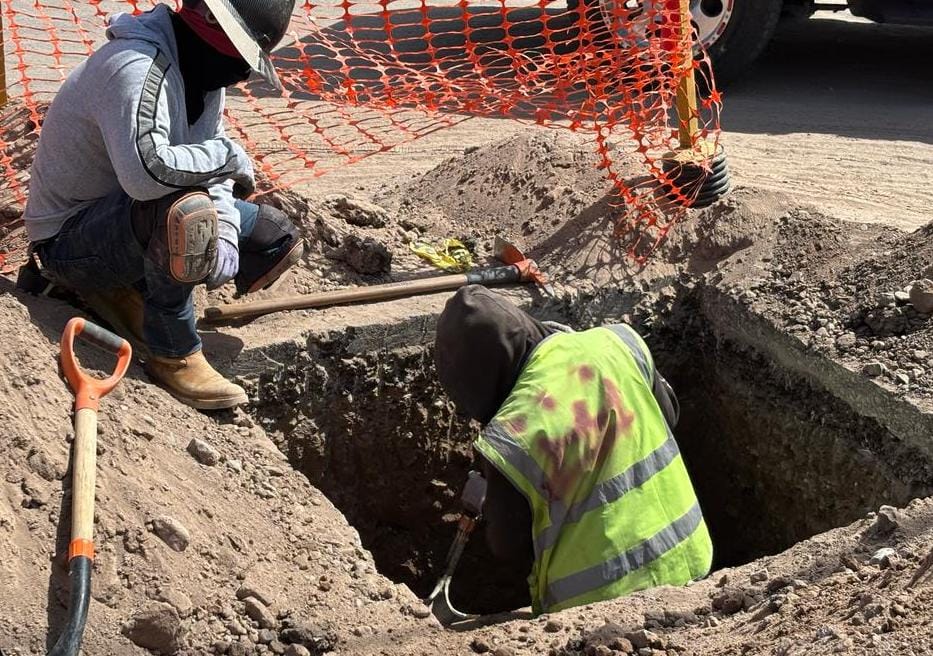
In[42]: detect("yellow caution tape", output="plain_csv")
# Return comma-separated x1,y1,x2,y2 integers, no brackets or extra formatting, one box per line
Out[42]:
409,238,474,272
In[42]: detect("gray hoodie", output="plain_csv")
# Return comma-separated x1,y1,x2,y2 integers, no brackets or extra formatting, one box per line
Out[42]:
24,4,254,246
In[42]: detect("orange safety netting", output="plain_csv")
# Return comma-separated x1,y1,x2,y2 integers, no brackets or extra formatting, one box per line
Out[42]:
0,0,720,268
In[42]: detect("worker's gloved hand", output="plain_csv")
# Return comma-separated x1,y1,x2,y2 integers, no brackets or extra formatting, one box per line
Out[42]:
206,239,239,291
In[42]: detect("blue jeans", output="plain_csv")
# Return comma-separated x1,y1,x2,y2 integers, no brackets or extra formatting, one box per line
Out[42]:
36,190,259,358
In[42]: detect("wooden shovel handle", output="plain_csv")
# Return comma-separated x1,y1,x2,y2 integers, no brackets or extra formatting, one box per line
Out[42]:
69,408,98,561
59,318,132,563
203,264,527,322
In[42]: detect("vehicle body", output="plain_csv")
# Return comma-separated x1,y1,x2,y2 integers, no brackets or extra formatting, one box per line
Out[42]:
591,0,933,85
693,0,933,84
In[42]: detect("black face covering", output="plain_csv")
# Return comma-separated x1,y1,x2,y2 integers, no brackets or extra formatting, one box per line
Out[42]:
434,285,551,425
171,12,251,124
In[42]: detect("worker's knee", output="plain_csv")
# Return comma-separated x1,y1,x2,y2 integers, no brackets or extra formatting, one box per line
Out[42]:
241,204,299,253
131,189,218,285
234,203,303,295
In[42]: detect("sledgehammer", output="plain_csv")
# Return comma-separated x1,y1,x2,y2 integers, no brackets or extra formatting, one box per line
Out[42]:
202,237,550,323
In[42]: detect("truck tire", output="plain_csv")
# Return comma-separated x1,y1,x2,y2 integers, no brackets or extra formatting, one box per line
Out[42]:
571,0,785,86
703,0,784,85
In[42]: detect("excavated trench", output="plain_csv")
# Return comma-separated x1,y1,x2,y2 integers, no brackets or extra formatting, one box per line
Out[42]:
249,290,933,615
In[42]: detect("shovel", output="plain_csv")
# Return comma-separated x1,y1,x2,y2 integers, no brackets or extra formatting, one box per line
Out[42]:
49,318,132,656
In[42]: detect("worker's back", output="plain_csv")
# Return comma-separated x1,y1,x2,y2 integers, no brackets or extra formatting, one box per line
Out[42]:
24,5,234,243
474,324,712,614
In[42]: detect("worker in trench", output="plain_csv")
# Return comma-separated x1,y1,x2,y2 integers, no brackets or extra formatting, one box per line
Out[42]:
22,0,302,410
435,285,713,615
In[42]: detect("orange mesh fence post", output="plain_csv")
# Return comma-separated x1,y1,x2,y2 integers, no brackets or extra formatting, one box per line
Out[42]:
675,0,698,148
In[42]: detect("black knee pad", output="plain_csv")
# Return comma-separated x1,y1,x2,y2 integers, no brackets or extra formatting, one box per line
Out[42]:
131,189,218,284
235,204,303,295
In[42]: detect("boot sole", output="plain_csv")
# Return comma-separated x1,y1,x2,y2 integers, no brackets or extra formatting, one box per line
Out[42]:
245,239,305,295
144,367,249,411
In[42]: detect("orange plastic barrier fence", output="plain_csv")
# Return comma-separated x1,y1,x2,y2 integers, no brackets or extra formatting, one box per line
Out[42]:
0,0,720,268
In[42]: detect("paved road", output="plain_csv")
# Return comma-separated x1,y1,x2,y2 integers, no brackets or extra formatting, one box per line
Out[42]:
723,13,933,229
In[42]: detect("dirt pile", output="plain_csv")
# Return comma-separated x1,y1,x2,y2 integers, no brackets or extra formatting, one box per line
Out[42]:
0,291,437,655
375,130,614,260
713,208,933,402
5,183,933,656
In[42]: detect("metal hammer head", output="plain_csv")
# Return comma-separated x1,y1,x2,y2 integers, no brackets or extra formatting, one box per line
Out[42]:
493,236,528,266
493,236,550,290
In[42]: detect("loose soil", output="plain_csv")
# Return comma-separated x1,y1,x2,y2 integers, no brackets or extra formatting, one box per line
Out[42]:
3,159,933,654
2,15,933,651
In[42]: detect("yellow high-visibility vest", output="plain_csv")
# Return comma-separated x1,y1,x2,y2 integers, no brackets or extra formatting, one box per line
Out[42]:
474,325,713,614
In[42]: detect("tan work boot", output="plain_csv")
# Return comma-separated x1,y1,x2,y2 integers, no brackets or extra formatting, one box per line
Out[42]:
82,286,148,356
145,350,248,410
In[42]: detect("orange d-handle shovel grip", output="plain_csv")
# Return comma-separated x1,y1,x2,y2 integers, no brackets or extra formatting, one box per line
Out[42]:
50,318,131,656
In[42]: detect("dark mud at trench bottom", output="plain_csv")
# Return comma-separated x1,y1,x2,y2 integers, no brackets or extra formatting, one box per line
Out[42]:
246,292,933,615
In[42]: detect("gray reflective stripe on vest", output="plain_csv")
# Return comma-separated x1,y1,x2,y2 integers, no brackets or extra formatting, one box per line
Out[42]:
136,51,238,189
534,432,682,554
544,502,704,609
482,420,549,500
605,324,653,385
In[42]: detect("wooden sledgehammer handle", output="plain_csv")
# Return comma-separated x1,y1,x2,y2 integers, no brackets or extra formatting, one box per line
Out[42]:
203,263,532,323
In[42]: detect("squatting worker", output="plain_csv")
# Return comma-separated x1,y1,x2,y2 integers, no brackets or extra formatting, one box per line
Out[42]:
435,286,712,614
23,0,303,410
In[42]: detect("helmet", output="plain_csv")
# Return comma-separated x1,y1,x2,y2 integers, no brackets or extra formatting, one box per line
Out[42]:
198,0,297,91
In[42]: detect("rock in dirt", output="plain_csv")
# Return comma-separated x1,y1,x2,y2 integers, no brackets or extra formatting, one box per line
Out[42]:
335,234,392,275
404,602,433,619
27,448,66,481
624,629,664,650
711,588,753,615
284,645,312,656
870,547,898,568
325,194,389,228
187,438,221,466
544,619,564,633
279,622,336,653
582,622,633,653
877,292,896,308
20,477,50,508
151,515,191,552
244,597,277,629
471,636,492,653
862,362,887,378
237,582,276,607
867,506,901,537
644,609,699,629
122,603,182,654
835,333,857,350
909,279,933,314
750,569,770,583
156,589,194,618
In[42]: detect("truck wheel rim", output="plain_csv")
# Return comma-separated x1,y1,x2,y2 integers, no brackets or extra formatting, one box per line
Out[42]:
595,0,734,52
691,0,735,50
